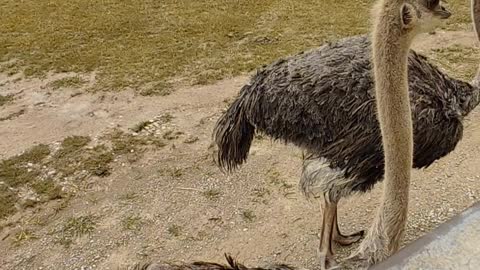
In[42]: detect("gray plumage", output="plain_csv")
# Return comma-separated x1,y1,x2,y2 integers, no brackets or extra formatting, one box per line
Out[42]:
213,35,480,203
129,254,301,270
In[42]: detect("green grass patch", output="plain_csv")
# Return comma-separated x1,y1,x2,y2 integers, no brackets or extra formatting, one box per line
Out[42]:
0,137,112,220
0,144,60,218
54,136,91,159
51,136,115,177
0,185,17,219
203,189,222,200
443,0,474,30
170,167,182,178
107,129,166,162
0,130,167,220
47,76,87,90
0,61,21,76
121,214,143,231
54,215,96,247
15,144,51,164
167,224,182,237
32,179,63,200
109,130,144,155
81,145,114,177
139,82,173,97
0,94,14,107
0,160,37,187
0,0,471,93
0,144,50,188
241,209,256,222
14,228,38,245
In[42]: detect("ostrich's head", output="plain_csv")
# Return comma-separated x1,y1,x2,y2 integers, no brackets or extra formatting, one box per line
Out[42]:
399,0,451,35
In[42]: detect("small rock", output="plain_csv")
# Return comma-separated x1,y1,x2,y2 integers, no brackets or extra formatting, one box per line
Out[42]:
18,190,40,208
184,135,199,144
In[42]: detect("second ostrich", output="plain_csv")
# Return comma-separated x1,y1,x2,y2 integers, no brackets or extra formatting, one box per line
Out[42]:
129,254,302,270
213,0,480,268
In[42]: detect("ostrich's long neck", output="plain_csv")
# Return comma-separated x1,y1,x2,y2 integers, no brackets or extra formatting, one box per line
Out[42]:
461,0,480,114
471,0,480,108
372,1,413,252
474,68,480,89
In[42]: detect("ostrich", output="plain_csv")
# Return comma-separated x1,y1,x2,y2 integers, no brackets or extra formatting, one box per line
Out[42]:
129,254,302,270
347,0,440,266
213,0,480,268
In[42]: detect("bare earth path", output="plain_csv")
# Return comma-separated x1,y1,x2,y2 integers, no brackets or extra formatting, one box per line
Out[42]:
0,31,480,270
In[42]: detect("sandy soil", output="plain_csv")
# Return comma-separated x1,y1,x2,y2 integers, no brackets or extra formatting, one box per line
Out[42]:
0,30,479,270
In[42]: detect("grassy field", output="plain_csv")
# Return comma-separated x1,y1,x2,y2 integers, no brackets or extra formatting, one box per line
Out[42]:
0,0,472,95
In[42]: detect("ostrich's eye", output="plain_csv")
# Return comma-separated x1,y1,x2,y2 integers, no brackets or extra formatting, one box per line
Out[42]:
426,0,440,9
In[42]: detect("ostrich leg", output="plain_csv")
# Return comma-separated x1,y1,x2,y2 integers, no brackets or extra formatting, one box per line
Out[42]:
318,198,337,269
333,209,365,246
319,198,366,269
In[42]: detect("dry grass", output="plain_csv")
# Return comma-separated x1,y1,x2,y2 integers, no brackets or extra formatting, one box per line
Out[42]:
0,144,57,218
53,215,97,247
203,189,222,200
107,129,166,162
14,228,38,245
0,109,25,121
119,192,138,202
444,0,476,30
32,179,63,200
0,144,51,189
167,224,182,237
0,129,169,220
0,0,471,94
428,45,480,81
50,136,114,177
241,209,256,222
0,185,16,219
47,76,87,90
0,94,14,106
121,214,143,231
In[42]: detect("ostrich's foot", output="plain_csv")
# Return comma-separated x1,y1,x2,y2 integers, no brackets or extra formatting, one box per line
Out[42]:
317,250,340,270
333,201,365,246
317,198,365,268
334,230,365,246
333,210,364,246
346,229,389,269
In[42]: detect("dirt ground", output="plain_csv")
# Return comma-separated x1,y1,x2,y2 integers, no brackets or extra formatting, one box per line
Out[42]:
1,30,480,270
